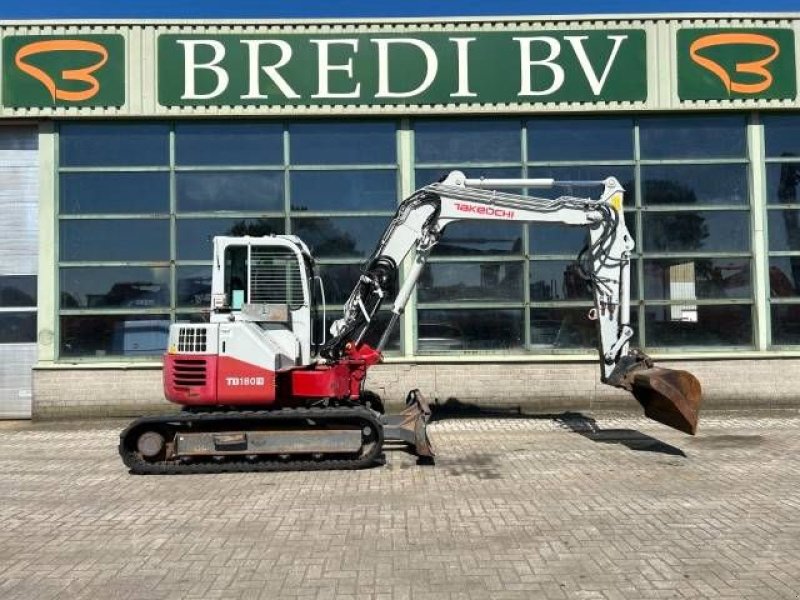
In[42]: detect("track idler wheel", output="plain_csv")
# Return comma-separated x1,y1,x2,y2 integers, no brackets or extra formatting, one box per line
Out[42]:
627,367,702,435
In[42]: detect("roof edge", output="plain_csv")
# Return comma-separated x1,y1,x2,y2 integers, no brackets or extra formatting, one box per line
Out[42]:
1,12,800,27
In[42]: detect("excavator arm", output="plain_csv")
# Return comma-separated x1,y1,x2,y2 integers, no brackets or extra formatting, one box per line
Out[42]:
323,170,702,435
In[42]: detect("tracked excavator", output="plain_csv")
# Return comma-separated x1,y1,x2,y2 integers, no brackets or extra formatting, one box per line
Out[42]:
119,171,702,474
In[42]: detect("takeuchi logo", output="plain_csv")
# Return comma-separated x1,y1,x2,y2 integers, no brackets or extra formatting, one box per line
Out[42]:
14,39,109,102
689,33,780,95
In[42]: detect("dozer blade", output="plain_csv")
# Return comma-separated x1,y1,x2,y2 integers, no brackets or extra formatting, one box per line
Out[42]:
382,388,435,460
628,367,702,435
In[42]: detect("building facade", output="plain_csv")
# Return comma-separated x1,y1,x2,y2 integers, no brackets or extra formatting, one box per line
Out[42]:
1,14,800,417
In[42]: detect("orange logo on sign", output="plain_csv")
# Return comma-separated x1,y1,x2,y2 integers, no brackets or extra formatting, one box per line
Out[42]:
15,39,108,102
689,33,780,94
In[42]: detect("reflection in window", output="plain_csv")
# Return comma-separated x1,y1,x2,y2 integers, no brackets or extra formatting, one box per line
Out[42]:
60,172,170,214
292,217,387,258
60,220,170,262
60,267,170,309
644,258,751,300
530,260,592,301
0,312,36,343
416,167,521,191
527,117,633,161
177,266,212,307
0,276,37,307
771,304,800,345
639,115,746,159
434,221,523,256
767,210,800,252
418,261,524,303
59,122,169,167
767,163,800,205
642,164,748,206
530,307,597,349
290,170,396,212
530,224,588,255
764,114,800,158
769,257,800,297
642,211,749,253
176,171,284,212
176,218,284,261
527,166,634,204
415,119,520,163
417,309,523,352
60,314,170,357
322,312,400,351
175,122,283,165
289,121,396,165
318,264,397,305
645,304,751,347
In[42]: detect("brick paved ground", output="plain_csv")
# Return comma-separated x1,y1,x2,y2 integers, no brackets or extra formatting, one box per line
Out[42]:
0,411,799,600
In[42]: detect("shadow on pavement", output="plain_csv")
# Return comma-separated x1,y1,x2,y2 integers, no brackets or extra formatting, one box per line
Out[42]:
429,398,686,457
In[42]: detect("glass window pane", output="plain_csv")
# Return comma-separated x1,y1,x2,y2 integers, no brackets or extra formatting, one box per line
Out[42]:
764,114,800,158
417,309,523,353
530,307,597,349
639,115,746,159
644,258,751,300
434,221,523,257
59,123,169,167
530,224,588,255
322,312,400,352
644,304,752,347
175,122,283,165
0,275,36,307
418,261,524,303
290,121,396,165
769,257,800,298
527,165,635,203
318,263,397,306
176,312,211,324
771,304,800,345
0,312,36,343
642,164,747,206
176,171,284,213
416,167,521,190
177,266,212,308
60,172,169,214
176,218,284,261
60,314,170,357
530,260,594,301
290,170,396,212
766,163,800,205
527,117,633,161
60,219,170,262
60,267,170,309
642,211,750,253
768,209,800,252
291,217,386,259
415,119,520,164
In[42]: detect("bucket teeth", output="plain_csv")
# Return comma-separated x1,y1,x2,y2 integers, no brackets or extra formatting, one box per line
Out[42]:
627,367,702,435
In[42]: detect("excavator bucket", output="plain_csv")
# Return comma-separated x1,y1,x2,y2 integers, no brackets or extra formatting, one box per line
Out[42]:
627,367,702,435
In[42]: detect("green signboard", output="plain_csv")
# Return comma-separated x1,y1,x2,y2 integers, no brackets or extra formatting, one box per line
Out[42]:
678,28,796,100
2,35,125,107
157,30,647,107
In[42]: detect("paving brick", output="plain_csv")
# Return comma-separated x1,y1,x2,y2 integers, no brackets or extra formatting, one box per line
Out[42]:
0,414,798,598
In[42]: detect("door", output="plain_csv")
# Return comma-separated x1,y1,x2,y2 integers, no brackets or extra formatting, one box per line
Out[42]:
0,126,38,419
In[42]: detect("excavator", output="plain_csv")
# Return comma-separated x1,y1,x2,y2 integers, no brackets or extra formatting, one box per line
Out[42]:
119,171,702,474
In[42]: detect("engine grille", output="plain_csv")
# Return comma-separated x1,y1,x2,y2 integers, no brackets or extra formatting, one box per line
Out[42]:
173,359,207,388
177,326,208,353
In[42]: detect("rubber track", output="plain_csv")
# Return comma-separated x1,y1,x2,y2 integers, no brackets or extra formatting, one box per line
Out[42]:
119,407,384,475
